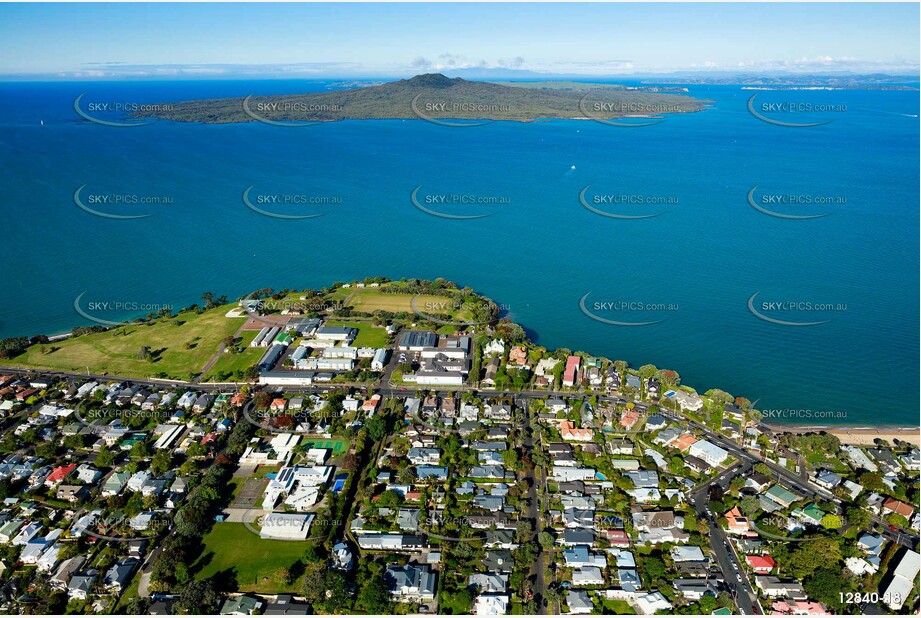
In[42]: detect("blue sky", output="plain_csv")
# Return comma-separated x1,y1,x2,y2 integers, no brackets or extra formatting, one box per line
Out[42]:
1,3,918,78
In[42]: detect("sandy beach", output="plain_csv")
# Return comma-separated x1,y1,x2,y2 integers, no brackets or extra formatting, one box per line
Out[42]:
768,425,921,447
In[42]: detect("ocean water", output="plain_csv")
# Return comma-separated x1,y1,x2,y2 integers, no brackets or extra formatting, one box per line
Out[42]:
0,79,917,425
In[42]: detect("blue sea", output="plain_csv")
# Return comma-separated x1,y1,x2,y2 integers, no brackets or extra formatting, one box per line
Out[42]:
0,79,917,426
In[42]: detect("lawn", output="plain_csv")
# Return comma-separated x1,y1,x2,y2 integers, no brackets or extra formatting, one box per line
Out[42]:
601,599,636,614
340,287,449,314
323,320,390,348
201,331,264,381
13,305,245,379
195,523,312,593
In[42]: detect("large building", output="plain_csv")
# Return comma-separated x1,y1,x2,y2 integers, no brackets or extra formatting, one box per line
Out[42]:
398,330,438,351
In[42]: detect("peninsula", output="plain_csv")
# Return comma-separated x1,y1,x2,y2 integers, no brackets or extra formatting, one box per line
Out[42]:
0,277,917,616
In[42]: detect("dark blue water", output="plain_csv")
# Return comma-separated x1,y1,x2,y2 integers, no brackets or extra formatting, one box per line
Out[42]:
0,79,917,425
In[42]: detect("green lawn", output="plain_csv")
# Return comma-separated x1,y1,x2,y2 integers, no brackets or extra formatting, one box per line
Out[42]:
323,320,390,348
13,305,244,379
201,331,264,380
195,523,312,593
600,599,635,614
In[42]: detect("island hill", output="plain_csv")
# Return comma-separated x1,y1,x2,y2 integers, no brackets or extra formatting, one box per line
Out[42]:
131,73,710,124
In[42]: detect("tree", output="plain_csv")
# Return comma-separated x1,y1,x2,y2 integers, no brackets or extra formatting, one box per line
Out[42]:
698,594,719,614
176,578,220,614
95,445,116,468
803,567,848,611
538,531,555,550
442,588,473,614
858,472,885,493
641,555,668,582
366,416,388,442
787,538,842,579
820,514,843,529
358,578,392,613
376,489,404,508
150,450,172,476
130,440,151,460
739,496,761,517
845,506,871,531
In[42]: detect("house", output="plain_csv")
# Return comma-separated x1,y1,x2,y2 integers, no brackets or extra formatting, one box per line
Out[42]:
792,502,825,525
883,498,915,520
814,469,842,489
559,420,593,442
634,591,672,615
724,506,750,535
474,593,510,615
746,472,772,493
754,576,806,599
44,463,77,487
508,346,528,366
102,471,130,497
608,439,634,455
882,548,920,610
264,595,310,615
75,464,102,485
764,485,799,509
103,557,139,592
357,534,426,551
67,569,98,600
670,545,707,564
673,578,720,601
687,440,729,467
220,595,264,615
771,600,831,615
384,563,436,601
746,555,776,574
57,484,90,503
566,590,594,614
563,356,581,387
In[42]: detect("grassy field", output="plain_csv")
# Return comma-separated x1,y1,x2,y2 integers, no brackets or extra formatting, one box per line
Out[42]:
201,330,263,381
341,287,450,314
323,320,390,347
195,523,311,593
13,305,244,379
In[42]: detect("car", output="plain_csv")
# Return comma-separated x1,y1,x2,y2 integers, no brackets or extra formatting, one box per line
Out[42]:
738,609,746,615
736,573,743,582
889,524,899,531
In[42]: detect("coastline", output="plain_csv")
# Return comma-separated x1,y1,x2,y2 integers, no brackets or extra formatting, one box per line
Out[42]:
765,423,921,446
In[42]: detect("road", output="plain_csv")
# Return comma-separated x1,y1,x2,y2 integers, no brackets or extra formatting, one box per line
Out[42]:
688,464,762,615
519,399,547,613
